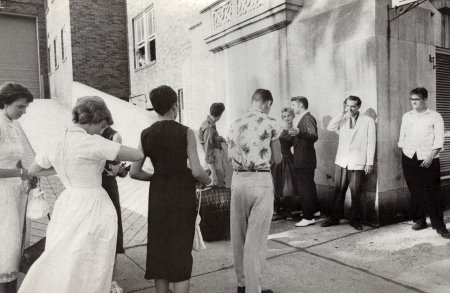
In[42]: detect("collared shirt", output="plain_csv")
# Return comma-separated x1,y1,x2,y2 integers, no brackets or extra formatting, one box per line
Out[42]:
227,108,281,171
398,109,444,160
199,115,222,164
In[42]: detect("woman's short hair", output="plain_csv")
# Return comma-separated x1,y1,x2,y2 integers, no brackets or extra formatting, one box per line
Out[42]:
72,96,114,125
281,107,295,117
150,85,178,115
0,82,34,109
210,102,225,117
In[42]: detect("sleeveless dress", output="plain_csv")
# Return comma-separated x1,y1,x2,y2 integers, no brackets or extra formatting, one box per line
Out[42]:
141,120,197,282
0,112,27,283
101,126,125,254
18,126,121,293
271,129,299,211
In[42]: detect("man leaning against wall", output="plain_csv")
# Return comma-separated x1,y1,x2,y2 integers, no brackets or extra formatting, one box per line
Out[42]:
398,87,450,239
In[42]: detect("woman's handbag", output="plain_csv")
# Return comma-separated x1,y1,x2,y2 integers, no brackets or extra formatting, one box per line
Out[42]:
20,179,51,273
197,186,231,242
192,190,206,252
26,187,50,220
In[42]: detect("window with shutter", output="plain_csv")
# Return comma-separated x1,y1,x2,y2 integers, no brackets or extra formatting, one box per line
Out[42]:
436,49,450,176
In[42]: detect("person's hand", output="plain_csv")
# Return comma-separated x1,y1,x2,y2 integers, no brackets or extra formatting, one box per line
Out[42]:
420,156,433,168
110,163,120,176
28,176,39,189
289,128,299,136
20,168,34,181
117,164,129,178
364,165,373,175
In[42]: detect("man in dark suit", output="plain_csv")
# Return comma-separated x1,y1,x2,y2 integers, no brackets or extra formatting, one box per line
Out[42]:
290,96,319,227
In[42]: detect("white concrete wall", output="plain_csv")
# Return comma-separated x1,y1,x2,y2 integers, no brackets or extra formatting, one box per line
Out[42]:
72,82,158,149
46,0,73,106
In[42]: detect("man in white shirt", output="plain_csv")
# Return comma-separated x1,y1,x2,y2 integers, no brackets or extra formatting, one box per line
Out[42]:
321,95,375,230
398,87,449,239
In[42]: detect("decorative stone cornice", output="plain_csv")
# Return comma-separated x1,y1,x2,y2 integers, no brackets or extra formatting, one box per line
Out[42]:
201,0,303,52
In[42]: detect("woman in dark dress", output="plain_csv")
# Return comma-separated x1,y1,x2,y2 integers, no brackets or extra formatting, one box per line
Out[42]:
271,107,299,220
130,85,211,293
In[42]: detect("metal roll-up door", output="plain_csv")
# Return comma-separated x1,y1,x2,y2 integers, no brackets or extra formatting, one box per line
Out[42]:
436,50,450,176
0,14,40,99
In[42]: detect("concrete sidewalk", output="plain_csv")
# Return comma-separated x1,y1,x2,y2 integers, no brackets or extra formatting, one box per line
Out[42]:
115,214,450,293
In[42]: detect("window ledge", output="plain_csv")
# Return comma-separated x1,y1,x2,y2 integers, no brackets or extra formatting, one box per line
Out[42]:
134,60,156,72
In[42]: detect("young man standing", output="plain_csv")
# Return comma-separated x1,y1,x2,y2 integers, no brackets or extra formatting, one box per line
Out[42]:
398,87,449,239
290,96,320,227
227,89,281,293
321,95,376,230
199,102,226,186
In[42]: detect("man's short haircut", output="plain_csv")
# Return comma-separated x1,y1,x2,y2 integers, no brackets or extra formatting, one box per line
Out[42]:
410,87,428,100
252,89,273,104
281,107,295,117
345,95,362,107
0,82,34,109
210,102,225,117
150,85,178,115
290,96,309,110
72,96,114,125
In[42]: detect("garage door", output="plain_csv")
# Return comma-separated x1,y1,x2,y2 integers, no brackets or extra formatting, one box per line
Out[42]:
0,14,40,99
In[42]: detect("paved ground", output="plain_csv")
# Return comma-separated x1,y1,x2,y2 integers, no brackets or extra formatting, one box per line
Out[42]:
17,99,450,293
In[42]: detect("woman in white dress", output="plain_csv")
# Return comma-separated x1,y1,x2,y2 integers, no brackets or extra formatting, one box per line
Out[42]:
0,82,35,293
18,96,144,293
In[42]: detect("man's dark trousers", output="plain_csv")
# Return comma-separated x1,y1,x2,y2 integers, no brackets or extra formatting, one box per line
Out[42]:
402,153,446,229
294,168,318,220
330,166,363,222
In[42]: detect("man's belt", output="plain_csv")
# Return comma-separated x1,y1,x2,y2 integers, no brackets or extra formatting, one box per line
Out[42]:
234,169,271,173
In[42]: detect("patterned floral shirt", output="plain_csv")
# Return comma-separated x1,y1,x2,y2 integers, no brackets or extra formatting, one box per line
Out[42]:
227,108,281,171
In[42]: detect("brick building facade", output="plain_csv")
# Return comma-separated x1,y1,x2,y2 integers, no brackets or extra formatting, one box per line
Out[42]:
46,0,129,106
0,0,49,99
126,0,212,119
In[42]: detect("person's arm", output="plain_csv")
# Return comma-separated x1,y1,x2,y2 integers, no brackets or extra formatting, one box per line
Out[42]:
0,168,26,179
28,162,56,177
270,138,282,165
421,114,444,168
130,141,153,181
365,118,376,175
297,116,318,142
398,114,406,150
115,145,144,162
187,128,212,185
108,132,123,176
327,113,345,132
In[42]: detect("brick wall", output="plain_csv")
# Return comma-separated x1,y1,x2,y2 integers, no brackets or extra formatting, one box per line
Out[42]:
127,0,212,109
0,0,49,99
70,0,130,100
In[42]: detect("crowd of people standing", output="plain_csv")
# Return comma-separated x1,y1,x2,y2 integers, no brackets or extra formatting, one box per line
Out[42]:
0,81,448,293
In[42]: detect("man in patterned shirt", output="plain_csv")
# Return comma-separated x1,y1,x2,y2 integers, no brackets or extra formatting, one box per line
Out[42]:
227,89,282,293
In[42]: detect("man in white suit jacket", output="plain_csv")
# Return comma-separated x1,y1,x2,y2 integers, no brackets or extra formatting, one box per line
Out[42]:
321,95,376,230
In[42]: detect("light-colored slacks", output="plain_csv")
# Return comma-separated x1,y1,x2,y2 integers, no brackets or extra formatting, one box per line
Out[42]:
230,172,274,293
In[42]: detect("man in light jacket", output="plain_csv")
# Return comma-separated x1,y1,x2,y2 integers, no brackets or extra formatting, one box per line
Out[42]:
321,95,376,230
